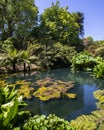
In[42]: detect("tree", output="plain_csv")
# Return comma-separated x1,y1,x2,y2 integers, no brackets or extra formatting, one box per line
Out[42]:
83,36,94,46
39,1,80,45
72,12,84,37
20,50,37,72
0,0,38,40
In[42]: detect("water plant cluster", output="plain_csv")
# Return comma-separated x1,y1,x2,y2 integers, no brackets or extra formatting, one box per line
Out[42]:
34,77,76,101
7,77,76,101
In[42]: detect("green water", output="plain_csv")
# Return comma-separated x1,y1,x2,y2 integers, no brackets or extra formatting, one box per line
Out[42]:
5,68,104,121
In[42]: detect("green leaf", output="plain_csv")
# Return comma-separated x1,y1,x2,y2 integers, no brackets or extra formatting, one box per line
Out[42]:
3,100,18,127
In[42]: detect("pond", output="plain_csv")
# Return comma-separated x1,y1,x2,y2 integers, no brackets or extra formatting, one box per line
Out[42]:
5,68,104,121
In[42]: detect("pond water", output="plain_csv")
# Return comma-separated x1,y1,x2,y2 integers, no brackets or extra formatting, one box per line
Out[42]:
6,68,104,121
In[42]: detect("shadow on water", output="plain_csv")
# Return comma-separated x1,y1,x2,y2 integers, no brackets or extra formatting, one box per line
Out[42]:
5,68,104,121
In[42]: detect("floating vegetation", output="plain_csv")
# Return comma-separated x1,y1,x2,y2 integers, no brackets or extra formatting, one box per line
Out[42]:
64,93,77,99
18,85,34,99
16,80,31,86
35,77,54,86
34,77,75,101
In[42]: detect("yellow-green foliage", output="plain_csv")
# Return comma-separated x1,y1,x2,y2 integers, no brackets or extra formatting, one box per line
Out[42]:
15,80,34,99
94,90,104,109
71,110,104,130
35,77,53,86
18,85,34,99
0,80,8,86
16,80,31,85
34,78,75,101
64,93,77,99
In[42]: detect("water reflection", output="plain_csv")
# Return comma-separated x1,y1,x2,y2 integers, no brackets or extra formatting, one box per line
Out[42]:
6,68,104,120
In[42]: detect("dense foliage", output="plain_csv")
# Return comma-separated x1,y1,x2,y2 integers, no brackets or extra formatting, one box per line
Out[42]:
0,1,103,78
71,52,97,71
27,41,76,69
71,51,104,78
93,61,104,78
23,114,72,130
0,0,85,71
84,39,104,58
0,0,38,41
39,1,80,45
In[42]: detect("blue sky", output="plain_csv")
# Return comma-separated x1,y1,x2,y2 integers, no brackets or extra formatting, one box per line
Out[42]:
35,0,104,41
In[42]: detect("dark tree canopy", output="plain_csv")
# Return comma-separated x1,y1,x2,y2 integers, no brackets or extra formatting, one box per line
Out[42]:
0,0,38,40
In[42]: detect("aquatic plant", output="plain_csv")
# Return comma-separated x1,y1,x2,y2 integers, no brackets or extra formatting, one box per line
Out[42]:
34,78,75,101
15,80,31,86
18,85,34,99
64,93,77,99
35,77,54,86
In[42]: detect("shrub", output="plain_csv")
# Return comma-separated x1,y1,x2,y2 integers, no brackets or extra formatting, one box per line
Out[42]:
23,114,72,130
93,61,104,78
71,52,97,71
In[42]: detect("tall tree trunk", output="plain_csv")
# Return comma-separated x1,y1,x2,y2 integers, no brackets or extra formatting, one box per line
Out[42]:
23,63,26,72
28,65,30,74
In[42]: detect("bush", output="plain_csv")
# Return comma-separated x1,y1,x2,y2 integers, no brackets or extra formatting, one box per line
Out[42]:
71,52,97,71
93,61,104,78
23,114,72,130
27,42,76,69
